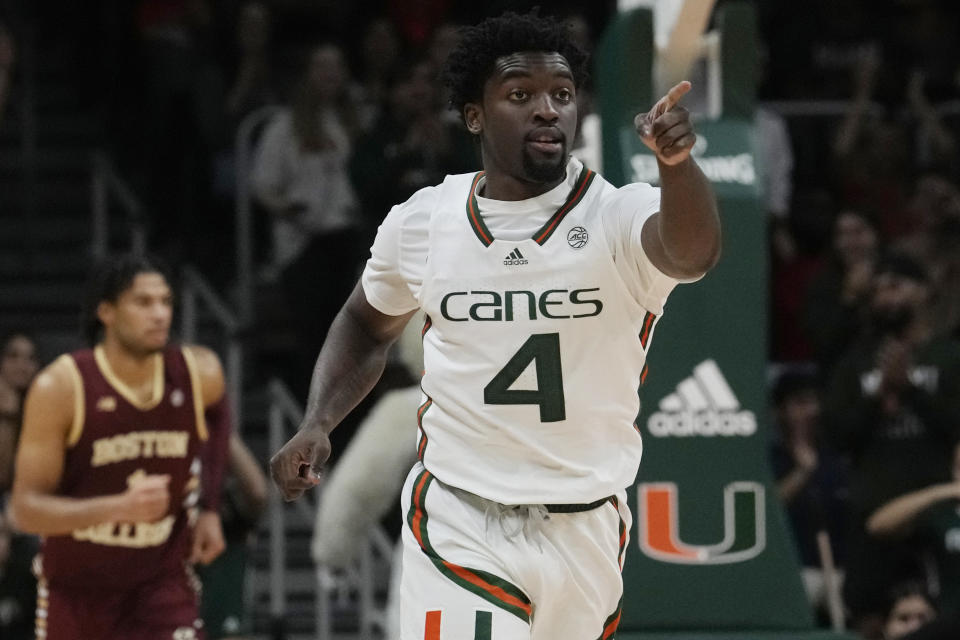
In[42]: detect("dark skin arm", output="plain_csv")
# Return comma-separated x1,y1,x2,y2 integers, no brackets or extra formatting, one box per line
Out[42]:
636,81,721,279
270,282,416,501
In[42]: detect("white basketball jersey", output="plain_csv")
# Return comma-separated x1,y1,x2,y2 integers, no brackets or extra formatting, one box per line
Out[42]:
416,167,660,505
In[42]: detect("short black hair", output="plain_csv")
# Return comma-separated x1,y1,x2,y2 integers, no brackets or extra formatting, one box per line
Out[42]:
875,251,929,285
440,9,589,123
772,368,820,407
882,580,935,620
81,253,173,346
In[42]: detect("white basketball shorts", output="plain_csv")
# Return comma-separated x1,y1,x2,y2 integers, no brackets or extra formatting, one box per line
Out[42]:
399,462,631,640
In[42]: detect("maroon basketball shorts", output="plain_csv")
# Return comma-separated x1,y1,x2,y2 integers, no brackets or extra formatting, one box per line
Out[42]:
37,565,204,640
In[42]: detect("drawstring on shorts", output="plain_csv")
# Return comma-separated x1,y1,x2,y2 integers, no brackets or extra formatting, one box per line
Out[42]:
484,501,551,551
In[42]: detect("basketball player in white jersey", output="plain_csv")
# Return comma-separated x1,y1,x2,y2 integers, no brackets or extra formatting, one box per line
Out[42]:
271,11,720,640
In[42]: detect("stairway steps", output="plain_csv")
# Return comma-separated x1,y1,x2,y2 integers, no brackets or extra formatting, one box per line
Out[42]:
0,281,84,310
0,215,90,246
0,148,92,178
0,247,91,276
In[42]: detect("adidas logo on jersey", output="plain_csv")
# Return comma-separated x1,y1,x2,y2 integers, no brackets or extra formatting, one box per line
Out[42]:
647,359,756,437
503,249,528,266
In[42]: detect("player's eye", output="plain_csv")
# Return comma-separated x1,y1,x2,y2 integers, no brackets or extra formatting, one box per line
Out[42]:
509,89,528,101
555,88,573,102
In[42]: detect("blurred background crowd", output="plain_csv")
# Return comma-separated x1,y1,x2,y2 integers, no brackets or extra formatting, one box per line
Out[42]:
1,0,960,638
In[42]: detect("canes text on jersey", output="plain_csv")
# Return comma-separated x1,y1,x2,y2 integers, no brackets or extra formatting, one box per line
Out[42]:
440,288,603,322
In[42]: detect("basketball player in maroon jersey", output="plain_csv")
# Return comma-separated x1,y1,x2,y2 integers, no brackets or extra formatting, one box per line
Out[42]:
8,254,232,640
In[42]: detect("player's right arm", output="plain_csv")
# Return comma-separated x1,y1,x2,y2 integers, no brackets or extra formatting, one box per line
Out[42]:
270,187,430,501
270,283,416,501
8,357,170,536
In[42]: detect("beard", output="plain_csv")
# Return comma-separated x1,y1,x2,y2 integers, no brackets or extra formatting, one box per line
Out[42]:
521,147,568,183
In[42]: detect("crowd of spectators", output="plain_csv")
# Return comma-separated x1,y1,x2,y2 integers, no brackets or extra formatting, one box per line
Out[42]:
762,2,960,638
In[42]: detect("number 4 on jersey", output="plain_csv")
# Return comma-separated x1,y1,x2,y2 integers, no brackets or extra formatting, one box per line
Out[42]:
484,333,565,422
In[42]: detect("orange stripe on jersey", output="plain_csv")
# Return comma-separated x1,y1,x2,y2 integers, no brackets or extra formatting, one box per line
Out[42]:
640,312,656,349
534,169,594,244
602,609,622,639
467,173,493,246
425,610,441,640
442,561,533,616
410,472,430,548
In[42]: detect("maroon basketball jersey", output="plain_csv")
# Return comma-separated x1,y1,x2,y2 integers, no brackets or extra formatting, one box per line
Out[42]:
39,344,209,589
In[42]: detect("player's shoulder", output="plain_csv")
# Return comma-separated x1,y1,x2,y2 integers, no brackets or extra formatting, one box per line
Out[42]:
25,354,80,406
181,345,225,406
600,180,661,209
383,182,444,224
594,180,662,236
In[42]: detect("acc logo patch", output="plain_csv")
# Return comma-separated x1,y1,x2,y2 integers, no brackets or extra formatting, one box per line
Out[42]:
567,226,588,249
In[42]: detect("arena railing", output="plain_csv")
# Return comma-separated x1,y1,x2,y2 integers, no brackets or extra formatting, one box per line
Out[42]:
267,376,395,639
90,151,147,260
180,264,244,432
233,105,280,327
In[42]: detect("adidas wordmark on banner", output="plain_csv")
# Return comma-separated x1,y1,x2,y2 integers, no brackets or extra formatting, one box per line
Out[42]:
647,359,756,437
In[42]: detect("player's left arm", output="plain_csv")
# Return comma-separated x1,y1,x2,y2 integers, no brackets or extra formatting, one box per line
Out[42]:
185,344,229,565
636,81,721,280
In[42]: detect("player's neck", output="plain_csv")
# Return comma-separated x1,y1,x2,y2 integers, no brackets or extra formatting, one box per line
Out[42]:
480,169,566,202
98,339,160,387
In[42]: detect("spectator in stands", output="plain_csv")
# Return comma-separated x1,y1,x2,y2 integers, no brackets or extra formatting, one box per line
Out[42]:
802,208,880,377
224,2,277,128
905,70,957,177
349,57,476,241
425,21,460,74
769,187,833,363
0,22,13,128
823,253,960,637
354,16,402,130
755,40,795,255
138,0,228,271
0,510,35,640
207,0,279,284
868,439,960,619
882,581,937,640
769,367,849,624
832,47,915,240
198,434,268,640
0,331,38,496
251,42,362,389
895,174,960,340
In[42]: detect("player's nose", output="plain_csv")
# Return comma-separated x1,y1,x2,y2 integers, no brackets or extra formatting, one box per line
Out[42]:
532,93,560,122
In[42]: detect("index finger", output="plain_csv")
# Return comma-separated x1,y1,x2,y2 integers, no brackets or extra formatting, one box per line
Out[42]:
661,81,692,112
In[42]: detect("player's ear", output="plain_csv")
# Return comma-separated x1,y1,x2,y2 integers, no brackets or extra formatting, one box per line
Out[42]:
464,103,483,135
96,301,115,328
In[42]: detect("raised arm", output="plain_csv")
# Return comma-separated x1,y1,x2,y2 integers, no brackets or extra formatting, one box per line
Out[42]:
9,357,170,535
269,281,416,501
866,482,960,538
636,81,721,280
